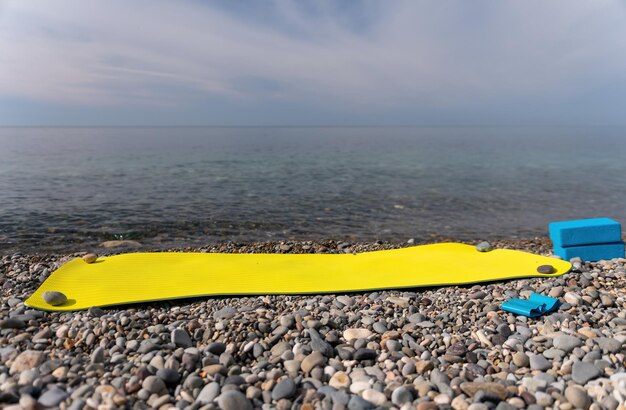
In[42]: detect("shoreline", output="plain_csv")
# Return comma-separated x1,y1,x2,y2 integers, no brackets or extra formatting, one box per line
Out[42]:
1,238,625,409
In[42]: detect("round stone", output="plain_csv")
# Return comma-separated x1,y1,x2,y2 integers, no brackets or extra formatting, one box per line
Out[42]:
529,354,551,371
301,352,326,373
217,390,252,410
329,371,350,389
476,241,492,252
272,377,296,400
343,328,372,342
391,386,413,405
171,328,193,348
553,335,582,353
196,382,220,404
571,362,601,384
565,386,590,409
354,348,377,361
142,375,165,394
82,253,98,263
207,341,227,355
156,368,180,384
42,291,67,306
537,265,554,274
362,389,387,406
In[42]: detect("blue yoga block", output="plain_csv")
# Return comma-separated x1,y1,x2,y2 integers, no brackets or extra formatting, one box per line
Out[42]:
553,241,625,262
549,218,622,247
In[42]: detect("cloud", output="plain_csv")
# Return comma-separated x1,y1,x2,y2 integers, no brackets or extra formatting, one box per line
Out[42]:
1,0,626,124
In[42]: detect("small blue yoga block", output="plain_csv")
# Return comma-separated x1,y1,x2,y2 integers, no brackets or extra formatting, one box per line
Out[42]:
501,293,559,318
554,241,625,262
549,218,621,247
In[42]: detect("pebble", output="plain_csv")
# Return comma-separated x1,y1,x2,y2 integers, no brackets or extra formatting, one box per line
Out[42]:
464,363,486,380
460,382,507,401
572,362,601,384
38,387,69,407
553,335,582,353
353,348,377,361
529,354,551,371
272,377,296,400
91,346,105,363
344,328,372,341
329,371,350,389
207,341,227,355
0,318,26,329
512,351,529,367
596,337,622,353
9,350,44,374
142,375,166,394
476,241,491,252
301,351,326,372
348,395,375,410
362,389,386,406
214,306,237,319
217,390,252,410
156,368,179,384
391,386,413,405
565,385,590,409
536,264,554,274
82,253,98,263
42,291,67,306
171,328,192,348
196,382,220,404
564,292,582,306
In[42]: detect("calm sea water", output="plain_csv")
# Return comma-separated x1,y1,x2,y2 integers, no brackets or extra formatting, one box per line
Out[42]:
1,127,625,254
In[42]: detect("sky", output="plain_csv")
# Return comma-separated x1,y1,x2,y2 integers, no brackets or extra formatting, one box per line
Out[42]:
1,0,626,126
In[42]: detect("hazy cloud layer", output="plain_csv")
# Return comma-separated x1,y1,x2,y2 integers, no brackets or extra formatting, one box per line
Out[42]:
1,0,626,125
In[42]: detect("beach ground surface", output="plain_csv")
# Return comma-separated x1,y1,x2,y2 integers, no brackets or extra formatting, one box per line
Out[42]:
1,238,625,409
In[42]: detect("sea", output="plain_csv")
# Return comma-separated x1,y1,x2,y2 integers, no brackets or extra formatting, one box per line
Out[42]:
1,126,625,254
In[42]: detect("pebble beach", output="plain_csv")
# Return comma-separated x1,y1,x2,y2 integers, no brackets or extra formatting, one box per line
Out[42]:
1,238,625,410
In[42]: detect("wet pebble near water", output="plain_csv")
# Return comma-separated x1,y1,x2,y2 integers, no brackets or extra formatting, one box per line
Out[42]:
0,238,625,409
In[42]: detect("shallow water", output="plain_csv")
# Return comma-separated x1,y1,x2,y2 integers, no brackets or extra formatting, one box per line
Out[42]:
1,126,625,254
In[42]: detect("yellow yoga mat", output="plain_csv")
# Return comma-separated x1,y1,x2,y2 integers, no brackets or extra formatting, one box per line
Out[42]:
26,243,571,311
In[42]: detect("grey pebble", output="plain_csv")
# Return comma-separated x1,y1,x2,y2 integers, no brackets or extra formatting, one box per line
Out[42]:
217,390,252,410
476,241,491,252
207,341,227,355
38,387,69,407
142,375,166,394
196,382,220,404
87,306,105,317
537,264,554,274
373,322,387,333
529,354,551,371
353,348,377,361
596,337,622,353
469,291,487,300
42,291,67,306
156,368,180,384
272,377,296,400
553,335,581,353
348,395,375,410
572,362,601,384
214,306,237,320
0,318,26,329
171,328,193,348
391,386,413,405
91,346,105,363
465,363,486,380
